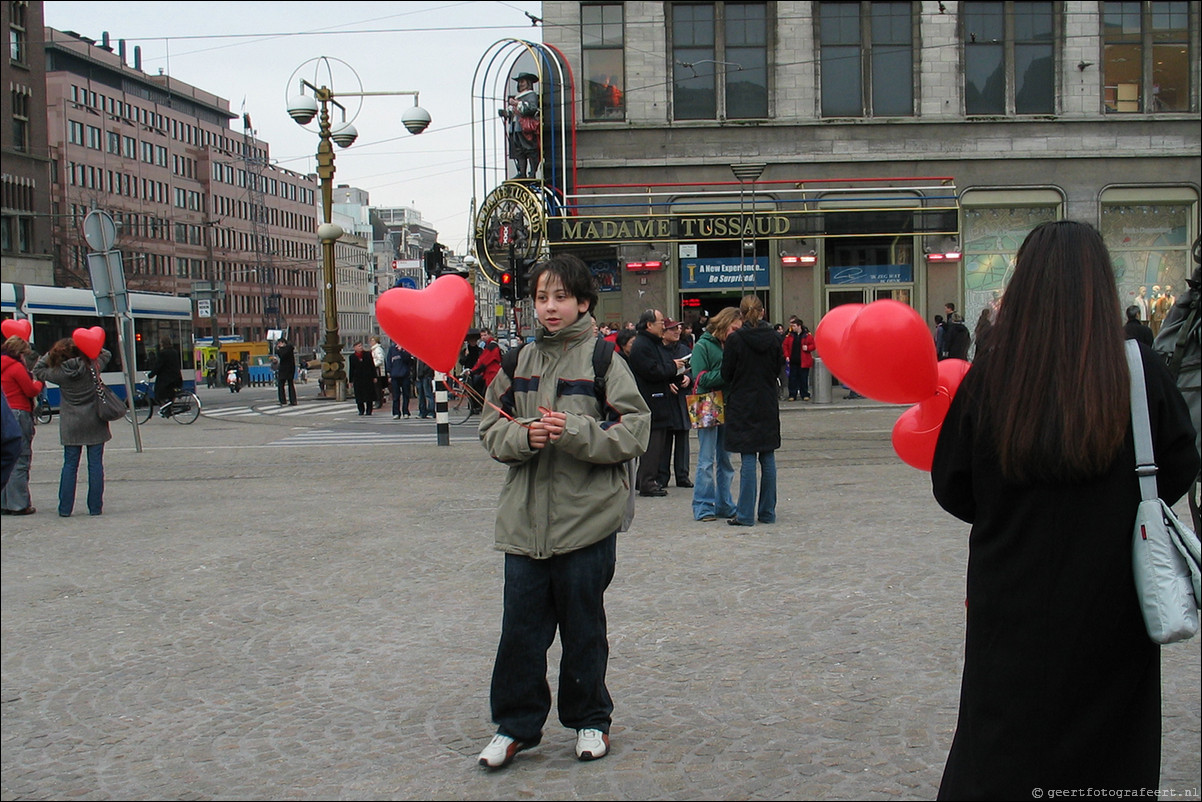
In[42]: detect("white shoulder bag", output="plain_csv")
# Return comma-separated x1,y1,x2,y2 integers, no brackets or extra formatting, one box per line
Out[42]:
1126,340,1201,644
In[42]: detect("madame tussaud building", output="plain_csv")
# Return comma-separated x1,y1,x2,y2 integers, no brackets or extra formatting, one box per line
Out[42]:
473,2,1200,338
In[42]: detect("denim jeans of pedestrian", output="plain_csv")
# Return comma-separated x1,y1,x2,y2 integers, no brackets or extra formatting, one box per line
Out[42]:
0,409,34,511
692,425,735,519
390,375,411,416
417,378,434,417
490,533,617,742
59,443,104,516
734,450,776,525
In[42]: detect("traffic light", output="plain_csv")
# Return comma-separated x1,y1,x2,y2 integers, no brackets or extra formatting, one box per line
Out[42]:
423,244,446,278
514,257,532,300
499,270,516,301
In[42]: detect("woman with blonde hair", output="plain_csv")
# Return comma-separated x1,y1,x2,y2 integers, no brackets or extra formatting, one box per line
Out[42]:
33,337,113,517
689,306,743,521
721,295,785,526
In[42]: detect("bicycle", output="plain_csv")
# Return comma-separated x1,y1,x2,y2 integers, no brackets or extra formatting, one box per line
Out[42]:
447,372,481,425
129,376,202,424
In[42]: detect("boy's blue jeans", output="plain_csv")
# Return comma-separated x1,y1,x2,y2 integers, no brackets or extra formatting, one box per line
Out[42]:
60,443,104,516
490,533,617,742
734,450,776,525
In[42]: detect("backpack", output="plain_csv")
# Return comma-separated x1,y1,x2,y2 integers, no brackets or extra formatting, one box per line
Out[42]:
500,336,636,532
500,336,616,417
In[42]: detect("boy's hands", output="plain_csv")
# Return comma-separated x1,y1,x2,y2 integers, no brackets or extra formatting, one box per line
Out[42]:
527,408,567,449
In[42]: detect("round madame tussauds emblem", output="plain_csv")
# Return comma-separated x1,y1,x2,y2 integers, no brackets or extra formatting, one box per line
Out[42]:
475,181,545,278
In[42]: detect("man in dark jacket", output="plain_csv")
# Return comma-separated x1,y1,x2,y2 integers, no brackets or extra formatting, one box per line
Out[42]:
148,337,183,416
275,338,298,406
657,318,693,489
387,341,414,419
943,314,972,361
627,309,688,496
1123,305,1154,346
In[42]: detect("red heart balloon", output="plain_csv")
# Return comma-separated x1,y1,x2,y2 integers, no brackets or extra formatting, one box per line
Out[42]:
891,400,946,471
375,275,475,374
936,358,971,399
72,326,106,360
1,318,32,341
842,300,939,404
892,359,973,471
813,303,865,383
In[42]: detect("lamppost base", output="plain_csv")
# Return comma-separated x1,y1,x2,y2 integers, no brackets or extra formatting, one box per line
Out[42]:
320,367,346,401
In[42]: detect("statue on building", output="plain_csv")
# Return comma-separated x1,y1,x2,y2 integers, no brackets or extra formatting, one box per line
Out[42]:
501,72,541,179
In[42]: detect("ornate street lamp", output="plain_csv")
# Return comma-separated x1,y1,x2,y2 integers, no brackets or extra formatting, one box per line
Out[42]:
286,57,430,400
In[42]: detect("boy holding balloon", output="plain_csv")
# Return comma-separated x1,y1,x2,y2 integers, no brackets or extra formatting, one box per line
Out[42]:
475,254,650,770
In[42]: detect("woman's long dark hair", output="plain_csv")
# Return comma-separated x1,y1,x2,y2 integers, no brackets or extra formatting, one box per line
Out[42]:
978,220,1128,483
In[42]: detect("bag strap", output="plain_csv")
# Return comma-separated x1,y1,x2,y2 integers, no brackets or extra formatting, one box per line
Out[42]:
1125,340,1158,502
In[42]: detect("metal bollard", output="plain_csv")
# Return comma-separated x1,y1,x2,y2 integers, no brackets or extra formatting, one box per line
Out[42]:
812,357,832,404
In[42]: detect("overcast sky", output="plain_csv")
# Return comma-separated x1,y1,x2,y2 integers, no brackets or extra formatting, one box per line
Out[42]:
42,1,545,253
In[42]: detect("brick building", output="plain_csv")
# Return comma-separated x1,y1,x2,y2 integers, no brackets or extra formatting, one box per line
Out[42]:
41,25,322,350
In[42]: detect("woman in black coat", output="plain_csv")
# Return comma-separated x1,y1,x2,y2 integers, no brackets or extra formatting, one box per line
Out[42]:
931,221,1198,799
720,295,784,527
347,342,377,416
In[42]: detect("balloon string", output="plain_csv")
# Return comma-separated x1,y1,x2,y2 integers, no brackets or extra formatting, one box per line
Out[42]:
445,371,531,427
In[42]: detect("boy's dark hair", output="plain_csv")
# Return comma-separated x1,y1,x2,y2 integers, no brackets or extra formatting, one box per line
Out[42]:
616,329,637,350
525,254,598,313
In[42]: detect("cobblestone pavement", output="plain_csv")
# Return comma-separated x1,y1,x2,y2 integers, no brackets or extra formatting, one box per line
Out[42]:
2,400,1199,801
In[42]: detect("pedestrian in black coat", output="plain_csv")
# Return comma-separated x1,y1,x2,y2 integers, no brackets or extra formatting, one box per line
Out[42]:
275,338,298,405
347,343,377,416
148,337,183,413
931,221,1198,798
721,295,784,526
628,309,687,496
657,318,693,488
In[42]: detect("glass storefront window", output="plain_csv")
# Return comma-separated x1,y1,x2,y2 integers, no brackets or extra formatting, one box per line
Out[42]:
962,205,1058,330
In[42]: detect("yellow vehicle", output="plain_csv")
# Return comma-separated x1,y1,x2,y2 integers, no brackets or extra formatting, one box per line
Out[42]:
195,339,273,387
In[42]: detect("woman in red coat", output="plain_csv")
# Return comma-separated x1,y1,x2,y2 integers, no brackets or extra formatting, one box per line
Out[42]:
1,336,44,515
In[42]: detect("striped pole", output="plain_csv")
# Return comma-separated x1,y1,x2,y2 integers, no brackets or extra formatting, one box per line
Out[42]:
434,370,450,446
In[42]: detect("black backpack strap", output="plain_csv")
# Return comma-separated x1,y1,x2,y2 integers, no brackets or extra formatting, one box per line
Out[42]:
500,341,524,382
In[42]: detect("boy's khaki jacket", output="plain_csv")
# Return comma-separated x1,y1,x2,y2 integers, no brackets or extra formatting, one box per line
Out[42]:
479,315,650,559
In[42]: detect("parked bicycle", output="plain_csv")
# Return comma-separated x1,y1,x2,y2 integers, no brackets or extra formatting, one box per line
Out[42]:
128,374,202,425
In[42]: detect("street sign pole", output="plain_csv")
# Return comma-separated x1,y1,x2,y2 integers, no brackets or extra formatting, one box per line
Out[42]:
83,209,141,452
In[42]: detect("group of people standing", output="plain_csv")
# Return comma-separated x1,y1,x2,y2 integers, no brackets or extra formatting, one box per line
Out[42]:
0,330,116,518
623,295,788,529
345,336,438,420
468,227,1199,800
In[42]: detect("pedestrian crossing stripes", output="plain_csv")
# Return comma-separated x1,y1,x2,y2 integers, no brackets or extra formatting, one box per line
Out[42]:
267,429,479,447
203,403,366,419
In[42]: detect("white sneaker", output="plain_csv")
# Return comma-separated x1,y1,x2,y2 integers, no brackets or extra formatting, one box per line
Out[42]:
575,728,609,761
478,733,527,769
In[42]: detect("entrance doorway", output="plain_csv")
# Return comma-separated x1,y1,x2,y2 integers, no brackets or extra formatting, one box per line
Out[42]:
823,233,914,314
